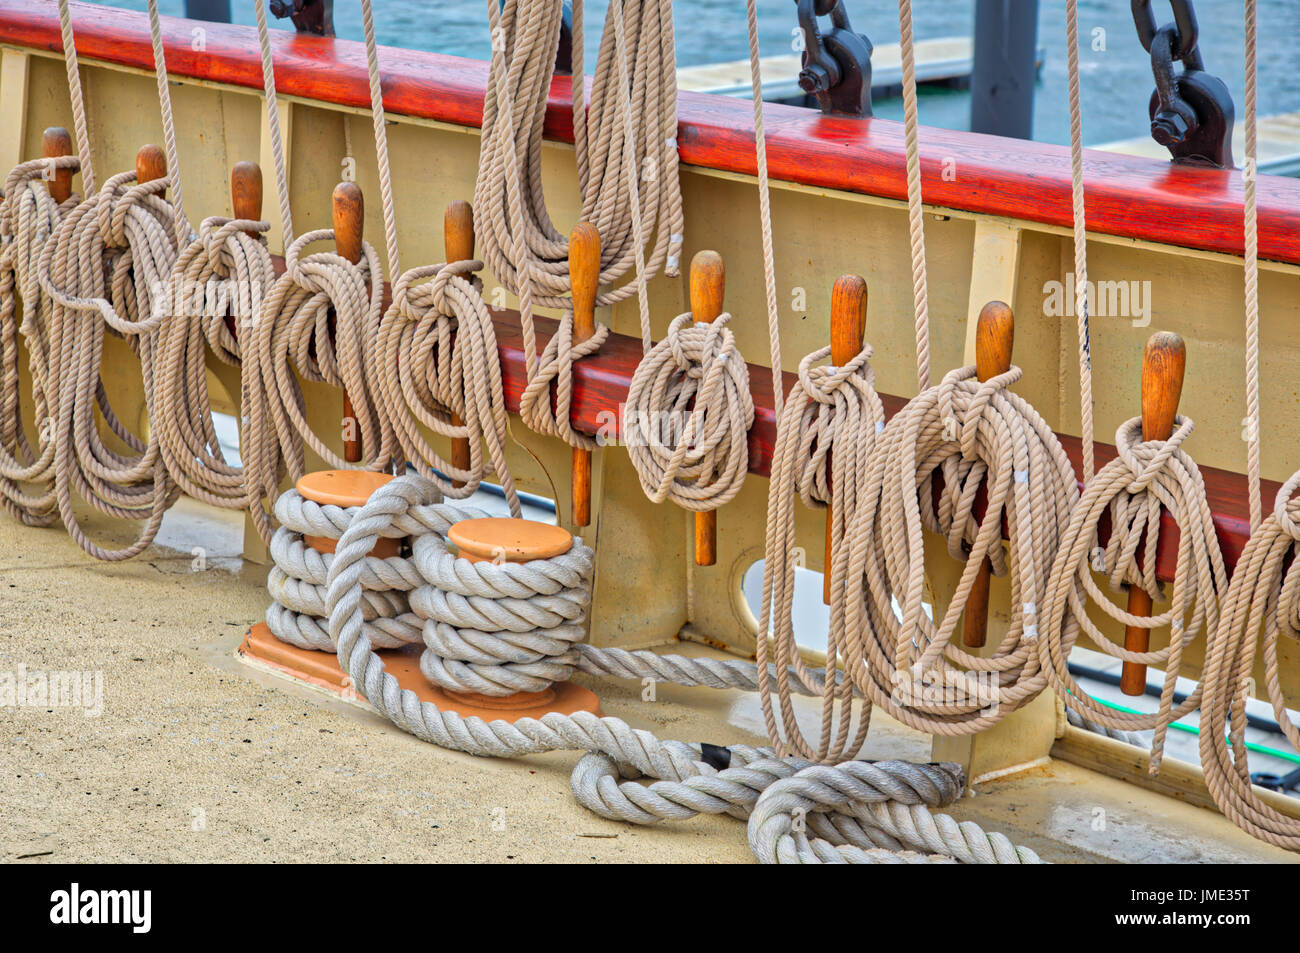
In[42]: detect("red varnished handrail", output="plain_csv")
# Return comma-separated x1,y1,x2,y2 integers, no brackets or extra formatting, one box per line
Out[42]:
5,0,1300,265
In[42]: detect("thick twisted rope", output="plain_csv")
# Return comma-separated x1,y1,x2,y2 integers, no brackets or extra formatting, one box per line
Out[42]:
759,344,884,762
320,473,1039,862
1243,0,1261,531
263,486,444,652
896,0,931,391
0,157,80,526
1039,415,1227,773
1199,473,1300,849
847,365,1079,736
624,311,753,510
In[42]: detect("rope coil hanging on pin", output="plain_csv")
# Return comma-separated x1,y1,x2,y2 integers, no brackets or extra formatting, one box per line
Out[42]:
31,0,188,560
356,0,521,515
0,143,80,526
1038,375,1227,773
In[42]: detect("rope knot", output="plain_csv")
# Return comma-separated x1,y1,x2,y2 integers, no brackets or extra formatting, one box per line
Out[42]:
1273,472,1300,541
1115,414,1194,494
798,343,874,406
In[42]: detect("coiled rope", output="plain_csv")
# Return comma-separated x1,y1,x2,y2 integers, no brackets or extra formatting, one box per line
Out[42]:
623,309,753,510
0,154,80,526
1200,474,1300,849
479,0,682,454
357,0,520,515
265,484,432,652
1039,415,1227,772
759,342,882,762
849,364,1079,734
19,0,192,560
318,473,1040,863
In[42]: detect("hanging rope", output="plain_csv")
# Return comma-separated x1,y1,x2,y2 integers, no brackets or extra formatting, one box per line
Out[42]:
1242,0,1262,531
1038,414,1228,772
758,343,883,762
0,154,80,526
848,364,1079,734
358,0,520,514
30,0,192,560
320,473,1041,863
895,0,931,392
1200,472,1300,849
476,0,682,450
1064,0,1095,481
623,309,753,510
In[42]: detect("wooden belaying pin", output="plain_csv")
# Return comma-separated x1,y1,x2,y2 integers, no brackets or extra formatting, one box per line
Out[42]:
569,221,600,528
961,300,1015,649
445,200,476,490
690,250,726,566
41,126,73,204
824,274,867,605
1120,331,1186,696
230,160,263,238
332,181,365,464
136,143,167,186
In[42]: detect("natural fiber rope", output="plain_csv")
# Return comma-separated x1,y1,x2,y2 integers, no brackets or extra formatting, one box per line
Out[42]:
263,486,434,652
624,311,753,509
1243,0,1261,532
57,0,94,195
741,0,783,416
35,160,183,559
254,0,293,248
319,473,1041,862
245,226,397,497
758,344,883,762
1200,472,1300,849
359,0,520,515
896,0,931,392
1038,415,1228,773
1064,0,1095,481
0,158,80,526
847,364,1079,735
155,214,277,538
475,0,682,447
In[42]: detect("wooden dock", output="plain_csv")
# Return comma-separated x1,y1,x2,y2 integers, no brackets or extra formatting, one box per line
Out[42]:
676,36,1043,101
1096,111,1300,177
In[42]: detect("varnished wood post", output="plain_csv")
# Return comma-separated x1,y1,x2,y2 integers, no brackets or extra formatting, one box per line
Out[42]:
824,274,867,604
332,181,364,463
135,143,167,186
445,200,475,489
41,126,73,203
569,222,600,527
1120,331,1186,695
231,160,263,237
961,300,1015,648
690,250,725,566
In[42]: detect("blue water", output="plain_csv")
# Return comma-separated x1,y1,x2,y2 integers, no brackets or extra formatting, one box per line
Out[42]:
86,1,1300,146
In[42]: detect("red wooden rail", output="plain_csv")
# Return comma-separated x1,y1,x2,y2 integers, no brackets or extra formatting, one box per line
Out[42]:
6,0,1300,264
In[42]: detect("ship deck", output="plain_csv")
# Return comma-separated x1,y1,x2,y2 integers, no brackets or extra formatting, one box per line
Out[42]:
1,500,1293,865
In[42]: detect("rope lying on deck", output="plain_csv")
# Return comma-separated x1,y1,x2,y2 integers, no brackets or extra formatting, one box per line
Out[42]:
1039,415,1227,773
0,156,79,526
319,473,1041,863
